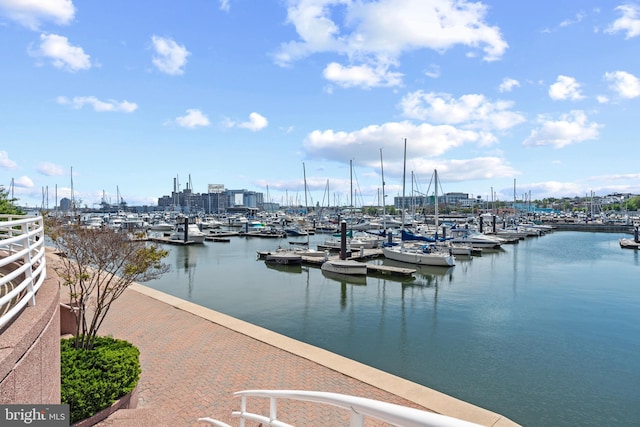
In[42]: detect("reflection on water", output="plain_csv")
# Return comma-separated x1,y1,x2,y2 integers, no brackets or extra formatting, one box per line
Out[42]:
321,269,367,286
143,231,640,427
265,262,303,274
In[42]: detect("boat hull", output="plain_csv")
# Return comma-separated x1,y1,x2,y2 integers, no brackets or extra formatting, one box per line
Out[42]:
321,259,367,275
382,246,455,267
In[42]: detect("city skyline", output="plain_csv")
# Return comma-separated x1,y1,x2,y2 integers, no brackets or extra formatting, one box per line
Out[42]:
2,1,640,209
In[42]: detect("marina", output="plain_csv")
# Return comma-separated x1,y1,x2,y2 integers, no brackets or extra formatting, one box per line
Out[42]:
140,227,640,427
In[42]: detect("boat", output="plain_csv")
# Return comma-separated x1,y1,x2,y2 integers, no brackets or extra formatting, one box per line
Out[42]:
620,227,640,249
170,220,206,244
619,237,640,249
264,252,303,265
320,232,384,250
284,225,309,236
321,259,368,275
149,221,174,231
382,145,455,268
382,244,455,267
449,228,503,249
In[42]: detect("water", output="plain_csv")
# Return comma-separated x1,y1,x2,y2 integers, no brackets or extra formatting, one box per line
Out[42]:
141,231,640,426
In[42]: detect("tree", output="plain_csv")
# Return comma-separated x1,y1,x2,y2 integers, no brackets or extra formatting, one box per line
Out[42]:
48,220,169,350
0,185,25,215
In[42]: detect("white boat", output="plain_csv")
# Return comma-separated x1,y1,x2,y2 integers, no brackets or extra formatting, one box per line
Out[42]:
382,244,455,267
265,252,303,265
199,217,223,229
449,229,502,249
170,222,206,243
321,233,384,250
439,241,473,256
149,221,174,231
321,259,368,275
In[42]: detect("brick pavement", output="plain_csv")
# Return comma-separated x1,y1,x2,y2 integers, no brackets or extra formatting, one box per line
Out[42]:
55,271,517,427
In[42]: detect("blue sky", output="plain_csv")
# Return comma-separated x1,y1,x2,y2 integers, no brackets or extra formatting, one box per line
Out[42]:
1,0,639,209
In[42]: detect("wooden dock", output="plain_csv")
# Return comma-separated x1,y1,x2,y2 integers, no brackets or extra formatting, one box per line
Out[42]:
148,237,203,245
297,249,416,278
620,238,640,249
366,263,416,277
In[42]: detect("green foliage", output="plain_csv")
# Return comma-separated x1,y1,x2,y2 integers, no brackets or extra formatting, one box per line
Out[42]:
627,196,640,211
61,336,141,424
0,185,24,215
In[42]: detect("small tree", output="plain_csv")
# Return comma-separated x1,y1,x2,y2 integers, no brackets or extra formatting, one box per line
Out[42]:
0,185,25,215
48,220,169,350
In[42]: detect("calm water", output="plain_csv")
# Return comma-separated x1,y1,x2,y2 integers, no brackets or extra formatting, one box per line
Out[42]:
142,230,640,427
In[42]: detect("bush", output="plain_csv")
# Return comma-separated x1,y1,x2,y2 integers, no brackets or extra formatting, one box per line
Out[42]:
61,336,141,424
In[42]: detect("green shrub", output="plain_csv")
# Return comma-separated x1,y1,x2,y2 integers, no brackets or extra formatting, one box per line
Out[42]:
61,336,141,424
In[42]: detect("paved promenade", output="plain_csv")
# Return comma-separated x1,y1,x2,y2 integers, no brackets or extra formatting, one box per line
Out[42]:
72,283,518,426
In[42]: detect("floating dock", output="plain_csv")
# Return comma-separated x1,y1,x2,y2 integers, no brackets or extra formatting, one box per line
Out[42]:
148,237,203,245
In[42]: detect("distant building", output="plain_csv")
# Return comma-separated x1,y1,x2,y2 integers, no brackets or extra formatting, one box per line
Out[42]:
59,197,72,211
157,187,263,214
393,192,472,210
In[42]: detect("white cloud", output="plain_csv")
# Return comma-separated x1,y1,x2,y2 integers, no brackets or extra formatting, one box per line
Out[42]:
31,33,91,72
548,75,584,101
37,162,65,176
219,0,230,12
604,70,640,98
499,78,520,92
596,95,609,104
57,96,138,112
0,0,75,30
323,62,402,88
523,110,601,148
399,91,526,131
275,0,508,87
303,120,481,163
224,112,269,131
151,35,190,75
14,176,34,188
605,4,640,38
238,112,268,131
424,64,440,78
559,11,586,28
173,109,210,128
0,150,17,169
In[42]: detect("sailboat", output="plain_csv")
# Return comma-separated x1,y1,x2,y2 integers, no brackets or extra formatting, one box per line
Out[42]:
381,140,456,267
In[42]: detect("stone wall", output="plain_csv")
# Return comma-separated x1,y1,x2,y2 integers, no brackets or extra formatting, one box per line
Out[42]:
0,270,61,404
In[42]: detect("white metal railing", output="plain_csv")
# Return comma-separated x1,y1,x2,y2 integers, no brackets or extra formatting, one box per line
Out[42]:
0,214,47,329
199,390,483,427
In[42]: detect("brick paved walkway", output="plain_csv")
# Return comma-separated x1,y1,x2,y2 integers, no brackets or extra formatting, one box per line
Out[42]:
68,282,516,427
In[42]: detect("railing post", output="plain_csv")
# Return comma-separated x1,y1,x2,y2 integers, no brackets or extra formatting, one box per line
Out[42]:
270,397,278,424
349,411,364,427
22,221,36,306
239,396,246,427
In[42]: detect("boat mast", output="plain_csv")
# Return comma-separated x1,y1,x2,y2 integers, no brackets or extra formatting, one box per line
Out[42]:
380,148,386,228
350,159,353,211
401,138,407,230
434,169,439,239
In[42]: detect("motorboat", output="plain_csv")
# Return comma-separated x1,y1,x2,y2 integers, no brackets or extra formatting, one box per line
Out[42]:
382,243,455,267
149,221,174,231
321,259,368,275
264,252,303,265
170,222,206,244
449,228,502,249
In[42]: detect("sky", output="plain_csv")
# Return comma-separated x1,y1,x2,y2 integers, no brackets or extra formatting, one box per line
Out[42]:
1,0,640,210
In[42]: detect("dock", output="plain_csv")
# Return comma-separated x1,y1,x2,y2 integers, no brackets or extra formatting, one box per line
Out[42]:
620,238,640,249
148,236,203,245
295,249,416,279
365,263,416,277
